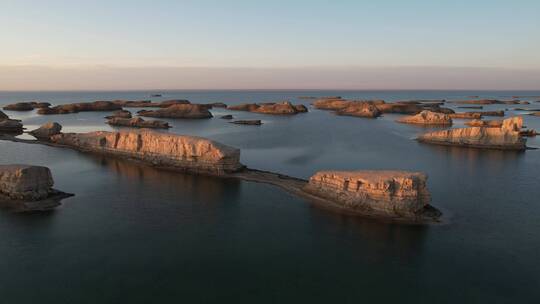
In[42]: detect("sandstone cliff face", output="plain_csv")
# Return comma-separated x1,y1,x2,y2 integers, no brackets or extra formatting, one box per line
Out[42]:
397,110,452,125
106,117,170,129
50,130,243,175
137,104,212,119
0,165,54,200
303,170,432,217
417,116,526,150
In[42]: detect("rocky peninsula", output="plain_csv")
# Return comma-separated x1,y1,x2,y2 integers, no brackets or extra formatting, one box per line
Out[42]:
417,117,526,150
0,165,73,212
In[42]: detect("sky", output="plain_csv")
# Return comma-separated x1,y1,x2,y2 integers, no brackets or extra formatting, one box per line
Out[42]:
1,0,539,90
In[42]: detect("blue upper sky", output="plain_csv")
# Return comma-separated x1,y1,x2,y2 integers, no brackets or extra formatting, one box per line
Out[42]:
2,0,539,68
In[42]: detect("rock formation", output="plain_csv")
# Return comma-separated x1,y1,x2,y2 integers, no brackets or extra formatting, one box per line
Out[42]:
138,104,212,119
336,103,381,118
450,99,519,105
0,110,23,134
417,116,526,150
313,98,353,110
29,122,62,140
470,110,505,117
375,103,423,114
220,114,233,119
227,101,307,115
105,110,132,119
230,120,262,125
303,170,439,218
38,101,122,114
0,165,72,211
465,119,503,128
106,117,170,129
449,112,483,119
3,102,51,111
397,110,452,125
48,130,243,175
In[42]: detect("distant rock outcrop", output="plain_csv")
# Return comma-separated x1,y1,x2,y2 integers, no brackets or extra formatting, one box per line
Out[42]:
112,99,190,108
38,101,123,114
230,120,262,125
48,130,243,175
303,170,440,219
105,110,132,119
336,103,381,118
417,116,526,150
0,165,72,211
465,119,503,128
397,110,452,125
106,117,170,129
138,104,212,119
3,102,51,111
450,99,520,105
227,101,307,115
449,112,483,119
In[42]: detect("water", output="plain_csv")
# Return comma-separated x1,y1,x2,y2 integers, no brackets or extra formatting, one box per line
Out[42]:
1,90,539,303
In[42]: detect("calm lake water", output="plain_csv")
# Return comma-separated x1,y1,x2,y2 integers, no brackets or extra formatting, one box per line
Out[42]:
1,90,539,303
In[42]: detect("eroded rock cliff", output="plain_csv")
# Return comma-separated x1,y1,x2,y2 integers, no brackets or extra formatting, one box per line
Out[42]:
397,110,452,125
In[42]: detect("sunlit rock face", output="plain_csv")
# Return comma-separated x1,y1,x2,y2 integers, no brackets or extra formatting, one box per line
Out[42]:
417,116,526,150
50,130,243,175
304,170,432,217
336,103,381,118
397,110,452,125
0,165,54,201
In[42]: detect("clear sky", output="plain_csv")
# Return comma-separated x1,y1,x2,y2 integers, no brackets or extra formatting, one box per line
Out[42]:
1,0,539,90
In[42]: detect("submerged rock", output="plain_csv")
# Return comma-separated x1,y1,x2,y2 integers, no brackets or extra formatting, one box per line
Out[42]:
220,114,233,119
230,120,262,125
107,117,170,129
38,101,122,114
0,165,72,212
29,122,62,140
138,104,212,119
336,103,381,118
397,110,452,125
303,170,440,219
417,117,526,150
49,130,243,175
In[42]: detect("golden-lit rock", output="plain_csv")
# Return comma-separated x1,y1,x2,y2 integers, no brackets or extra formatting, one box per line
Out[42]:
138,104,212,119
106,117,170,129
336,103,381,118
397,110,452,125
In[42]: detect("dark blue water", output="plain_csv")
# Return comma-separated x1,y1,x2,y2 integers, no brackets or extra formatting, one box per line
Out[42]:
1,90,539,303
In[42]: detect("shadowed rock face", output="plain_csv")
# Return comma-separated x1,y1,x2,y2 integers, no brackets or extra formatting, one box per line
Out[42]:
38,101,122,114
450,99,520,105
0,111,23,134
230,120,262,125
303,170,435,217
449,112,483,119
138,104,212,119
397,110,452,125
227,101,307,115
375,103,423,114
105,110,132,119
106,117,170,129
418,116,526,150
0,165,72,211
29,122,62,139
49,130,243,175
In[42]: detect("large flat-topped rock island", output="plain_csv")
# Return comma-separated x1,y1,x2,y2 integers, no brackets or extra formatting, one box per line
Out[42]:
303,170,438,219
417,116,526,150
0,165,72,212
48,130,243,175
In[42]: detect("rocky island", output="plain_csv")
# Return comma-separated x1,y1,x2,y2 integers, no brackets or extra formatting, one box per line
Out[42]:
106,117,171,129
0,110,24,134
227,101,307,114
417,116,526,150
303,170,440,219
38,101,123,114
138,104,213,119
397,110,452,125
0,165,73,212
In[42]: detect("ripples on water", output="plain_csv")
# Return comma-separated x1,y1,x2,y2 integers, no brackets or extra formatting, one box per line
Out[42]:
1,90,539,303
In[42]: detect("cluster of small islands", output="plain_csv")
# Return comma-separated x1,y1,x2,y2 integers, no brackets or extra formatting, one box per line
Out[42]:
1,96,538,223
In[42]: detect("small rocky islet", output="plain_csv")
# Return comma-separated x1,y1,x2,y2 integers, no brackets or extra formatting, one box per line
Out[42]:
1,95,538,221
